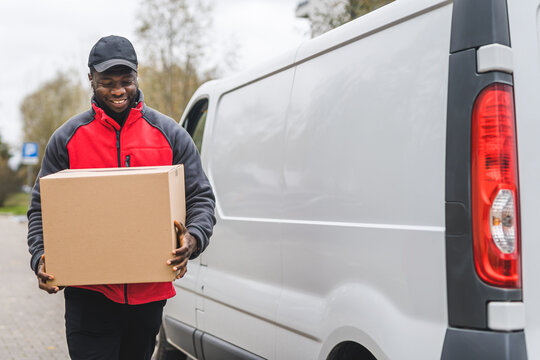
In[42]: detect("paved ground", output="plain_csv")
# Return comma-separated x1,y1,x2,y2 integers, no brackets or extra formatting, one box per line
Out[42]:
0,215,70,359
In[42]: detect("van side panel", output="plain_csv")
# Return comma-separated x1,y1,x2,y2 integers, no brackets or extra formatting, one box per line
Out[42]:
276,4,452,360
209,70,292,219
200,69,295,359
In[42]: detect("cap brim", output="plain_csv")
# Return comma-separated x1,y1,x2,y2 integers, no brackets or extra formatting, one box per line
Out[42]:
93,59,137,72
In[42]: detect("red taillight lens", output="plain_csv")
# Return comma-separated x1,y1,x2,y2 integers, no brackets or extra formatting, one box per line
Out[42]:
471,83,521,288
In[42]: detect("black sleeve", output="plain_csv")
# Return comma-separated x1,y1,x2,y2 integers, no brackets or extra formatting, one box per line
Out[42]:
170,123,216,259
27,131,70,274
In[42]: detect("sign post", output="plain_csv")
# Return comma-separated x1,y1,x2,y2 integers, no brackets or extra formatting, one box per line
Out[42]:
22,142,39,197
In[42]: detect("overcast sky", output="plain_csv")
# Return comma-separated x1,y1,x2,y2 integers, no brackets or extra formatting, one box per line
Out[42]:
0,0,310,151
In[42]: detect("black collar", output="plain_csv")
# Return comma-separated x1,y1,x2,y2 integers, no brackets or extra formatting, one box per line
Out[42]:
92,89,141,127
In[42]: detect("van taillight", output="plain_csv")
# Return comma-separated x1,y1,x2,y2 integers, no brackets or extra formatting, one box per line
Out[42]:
471,83,521,288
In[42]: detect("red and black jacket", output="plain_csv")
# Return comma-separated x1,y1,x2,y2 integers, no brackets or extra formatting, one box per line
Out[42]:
27,91,216,305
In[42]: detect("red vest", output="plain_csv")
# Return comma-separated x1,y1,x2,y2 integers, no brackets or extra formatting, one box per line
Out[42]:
70,102,175,304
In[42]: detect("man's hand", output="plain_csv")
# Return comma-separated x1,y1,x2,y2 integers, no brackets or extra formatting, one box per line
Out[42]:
167,221,198,279
37,255,64,294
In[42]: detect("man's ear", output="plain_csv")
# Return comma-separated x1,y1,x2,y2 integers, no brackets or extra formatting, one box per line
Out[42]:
88,73,93,86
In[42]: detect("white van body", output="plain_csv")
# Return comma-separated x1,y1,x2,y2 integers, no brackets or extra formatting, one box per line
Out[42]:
159,0,540,359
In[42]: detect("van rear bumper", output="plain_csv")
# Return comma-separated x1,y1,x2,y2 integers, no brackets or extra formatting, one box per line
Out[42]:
441,327,527,359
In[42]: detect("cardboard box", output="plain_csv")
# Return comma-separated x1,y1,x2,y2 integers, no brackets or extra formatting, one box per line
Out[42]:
40,165,185,286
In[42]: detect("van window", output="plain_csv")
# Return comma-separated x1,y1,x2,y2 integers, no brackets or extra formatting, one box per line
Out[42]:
183,98,209,153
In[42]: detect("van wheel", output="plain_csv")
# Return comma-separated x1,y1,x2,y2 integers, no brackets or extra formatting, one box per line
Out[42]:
327,341,377,360
153,325,187,360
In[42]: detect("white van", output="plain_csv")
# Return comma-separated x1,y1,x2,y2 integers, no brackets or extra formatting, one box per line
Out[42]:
155,0,539,358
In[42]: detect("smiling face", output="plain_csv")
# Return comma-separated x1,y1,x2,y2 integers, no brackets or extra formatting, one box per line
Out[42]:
89,65,138,113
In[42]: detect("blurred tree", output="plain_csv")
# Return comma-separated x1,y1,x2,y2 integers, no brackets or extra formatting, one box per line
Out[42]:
309,0,394,37
20,70,88,179
0,135,22,206
136,0,214,120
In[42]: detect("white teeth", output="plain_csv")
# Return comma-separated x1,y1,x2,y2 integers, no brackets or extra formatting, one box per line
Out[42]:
112,99,126,104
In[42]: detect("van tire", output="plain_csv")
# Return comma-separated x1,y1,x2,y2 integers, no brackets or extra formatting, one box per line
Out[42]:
327,341,377,360
153,324,187,360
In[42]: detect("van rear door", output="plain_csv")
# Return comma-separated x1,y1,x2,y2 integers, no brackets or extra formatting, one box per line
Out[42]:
507,0,540,358
443,0,533,358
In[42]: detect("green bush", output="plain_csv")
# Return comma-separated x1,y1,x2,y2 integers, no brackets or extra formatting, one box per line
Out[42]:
0,192,29,215
0,158,21,207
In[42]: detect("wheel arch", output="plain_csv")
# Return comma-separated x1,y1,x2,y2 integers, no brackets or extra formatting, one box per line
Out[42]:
317,326,388,360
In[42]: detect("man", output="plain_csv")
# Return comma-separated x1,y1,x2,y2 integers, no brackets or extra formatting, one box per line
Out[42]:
27,35,216,359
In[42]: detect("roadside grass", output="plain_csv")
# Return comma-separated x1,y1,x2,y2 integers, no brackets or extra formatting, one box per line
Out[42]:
0,192,29,215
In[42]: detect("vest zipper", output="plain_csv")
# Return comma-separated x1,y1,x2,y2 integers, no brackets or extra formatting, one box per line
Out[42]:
125,155,131,167
116,130,121,167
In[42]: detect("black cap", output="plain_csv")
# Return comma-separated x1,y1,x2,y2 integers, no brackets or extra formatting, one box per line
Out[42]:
88,35,138,72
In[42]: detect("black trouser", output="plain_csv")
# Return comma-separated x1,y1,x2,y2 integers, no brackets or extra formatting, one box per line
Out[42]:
64,287,166,360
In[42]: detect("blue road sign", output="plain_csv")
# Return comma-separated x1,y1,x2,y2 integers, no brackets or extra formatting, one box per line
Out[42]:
22,142,39,165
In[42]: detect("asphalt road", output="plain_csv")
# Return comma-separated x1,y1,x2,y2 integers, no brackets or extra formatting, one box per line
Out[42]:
0,215,70,359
